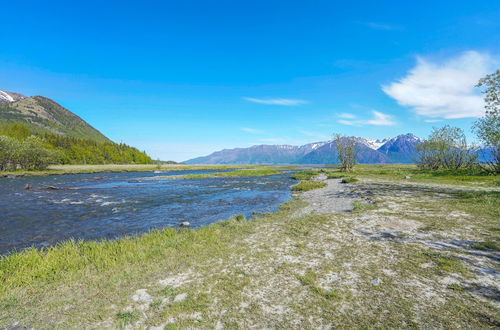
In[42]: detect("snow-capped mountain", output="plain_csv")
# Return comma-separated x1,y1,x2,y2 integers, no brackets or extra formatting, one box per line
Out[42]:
0,90,26,104
365,138,390,150
186,134,423,164
377,134,422,163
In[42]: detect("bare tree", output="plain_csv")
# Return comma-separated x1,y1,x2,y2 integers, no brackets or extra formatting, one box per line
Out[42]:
333,134,356,172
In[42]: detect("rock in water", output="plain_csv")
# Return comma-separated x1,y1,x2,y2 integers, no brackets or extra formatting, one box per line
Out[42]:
180,221,190,228
24,184,32,190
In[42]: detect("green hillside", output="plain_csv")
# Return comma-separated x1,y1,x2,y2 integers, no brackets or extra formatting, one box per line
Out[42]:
0,96,109,143
0,95,153,168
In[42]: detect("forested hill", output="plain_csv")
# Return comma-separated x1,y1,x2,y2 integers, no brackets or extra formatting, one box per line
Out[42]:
0,91,153,166
0,93,109,142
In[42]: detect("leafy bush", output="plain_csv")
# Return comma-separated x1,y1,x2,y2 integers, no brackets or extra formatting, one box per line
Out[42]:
0,135,60,170
0,135,20,171
416,126,476,170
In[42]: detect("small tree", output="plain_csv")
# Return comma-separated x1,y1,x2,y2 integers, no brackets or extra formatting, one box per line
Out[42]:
416,126,476,170
17,136,60,170
473,70,500,174
0,136,21,171
333,134,356,172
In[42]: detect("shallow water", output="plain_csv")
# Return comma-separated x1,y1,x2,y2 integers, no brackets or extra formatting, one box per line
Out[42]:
0,170,295,254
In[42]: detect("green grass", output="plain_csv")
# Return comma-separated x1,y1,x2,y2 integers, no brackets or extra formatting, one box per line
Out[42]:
351,201,378,213
180,168,282,179
116,311,139,327
326,172,347,179
341,177,358,183
1,164,499,328
348,164,499,186
471,241,499,251
291,169,319,180
291,180,327,192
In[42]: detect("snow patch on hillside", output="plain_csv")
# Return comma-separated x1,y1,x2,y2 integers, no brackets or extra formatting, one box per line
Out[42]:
0,90,14,103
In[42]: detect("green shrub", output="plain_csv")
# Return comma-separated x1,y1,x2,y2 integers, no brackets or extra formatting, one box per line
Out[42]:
291,181,327,192
341,177,358,183
291,170,319,181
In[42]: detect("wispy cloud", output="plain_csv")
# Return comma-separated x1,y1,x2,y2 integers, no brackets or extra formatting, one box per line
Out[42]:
383,51,495,119
241,127,263,134
359,21,399,31
243,97,308,106
337,110,396,126
337,112,356,119
338,119,357,126
366,111,396,126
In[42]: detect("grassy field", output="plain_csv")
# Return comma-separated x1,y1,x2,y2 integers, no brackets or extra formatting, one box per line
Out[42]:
346,164,499,186
0,165,499,328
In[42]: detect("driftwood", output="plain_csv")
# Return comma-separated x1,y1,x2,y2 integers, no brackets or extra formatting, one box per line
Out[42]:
38,185,81,191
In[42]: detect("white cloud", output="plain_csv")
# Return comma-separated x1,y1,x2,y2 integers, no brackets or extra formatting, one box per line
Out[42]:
383,51,495,119
366,111,396,126
337,110,395,126
243,97,308,106
241,127,263,134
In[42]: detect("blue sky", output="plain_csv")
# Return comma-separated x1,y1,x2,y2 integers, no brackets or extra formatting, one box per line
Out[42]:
1,1,499,161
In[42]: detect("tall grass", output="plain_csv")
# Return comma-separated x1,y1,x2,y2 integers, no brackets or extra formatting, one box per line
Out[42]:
0,226,216,293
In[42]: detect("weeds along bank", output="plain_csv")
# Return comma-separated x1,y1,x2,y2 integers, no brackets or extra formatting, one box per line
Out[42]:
0,166,498,328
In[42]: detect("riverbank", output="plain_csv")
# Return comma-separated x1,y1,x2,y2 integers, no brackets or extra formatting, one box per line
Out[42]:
1,169,499,328
0,164,265,178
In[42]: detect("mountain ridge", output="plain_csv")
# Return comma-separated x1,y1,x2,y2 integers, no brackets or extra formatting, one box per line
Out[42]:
0,90,109,143
186,134,422,164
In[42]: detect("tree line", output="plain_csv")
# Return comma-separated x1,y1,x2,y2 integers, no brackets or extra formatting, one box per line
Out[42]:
0,123,153,171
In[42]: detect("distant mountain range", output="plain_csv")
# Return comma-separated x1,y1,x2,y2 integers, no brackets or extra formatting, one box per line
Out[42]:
186,134,423,164
0,90,109,143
